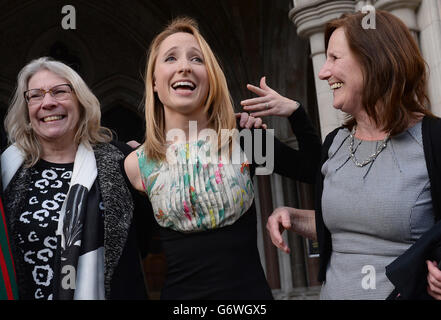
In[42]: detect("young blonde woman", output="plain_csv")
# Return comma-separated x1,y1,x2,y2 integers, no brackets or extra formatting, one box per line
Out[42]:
124,17,321,299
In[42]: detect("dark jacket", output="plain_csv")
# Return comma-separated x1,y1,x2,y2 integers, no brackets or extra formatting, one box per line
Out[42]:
4,141,153,299
239,105,321,183
385,116,441,299
315,116,441,298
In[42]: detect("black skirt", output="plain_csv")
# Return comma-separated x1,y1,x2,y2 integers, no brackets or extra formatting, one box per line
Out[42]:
159,205,273,300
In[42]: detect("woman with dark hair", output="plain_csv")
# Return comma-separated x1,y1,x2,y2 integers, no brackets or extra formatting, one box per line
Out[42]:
243,10,441,299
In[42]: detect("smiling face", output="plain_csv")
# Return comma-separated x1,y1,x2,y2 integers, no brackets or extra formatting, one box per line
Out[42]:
318,27,364,117
153,32,209,118
27,69,81,146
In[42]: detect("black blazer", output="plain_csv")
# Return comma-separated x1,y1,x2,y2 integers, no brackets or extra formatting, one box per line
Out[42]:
385,116,441,299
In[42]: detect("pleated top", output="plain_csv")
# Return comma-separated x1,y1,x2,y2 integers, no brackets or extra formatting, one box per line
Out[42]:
137,139,254,233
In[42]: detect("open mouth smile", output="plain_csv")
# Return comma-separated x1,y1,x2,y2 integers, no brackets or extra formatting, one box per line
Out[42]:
330,82,343,90
41,115,65,123
171,80,196,91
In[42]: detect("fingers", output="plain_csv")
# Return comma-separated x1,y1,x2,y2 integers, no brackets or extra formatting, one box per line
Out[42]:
270,227,289,253
237,112,249,128
236,112,266,129
245,83,266,97
246,116,265,129
245,115,256,129
260,76,270,90
427,260,439,272
427,286,441,300
280,214,292,230
241,96,267,108
427,260,441,298
243,103,271,114
252,117,263,129
249,110,272,118
241,77,273,115
427,260,441,282
266,209,292,254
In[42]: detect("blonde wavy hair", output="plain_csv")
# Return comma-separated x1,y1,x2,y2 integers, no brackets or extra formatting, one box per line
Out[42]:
5,57,112,167
143,16,236,161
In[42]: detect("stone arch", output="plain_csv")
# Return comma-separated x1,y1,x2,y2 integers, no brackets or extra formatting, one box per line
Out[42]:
93,74,144,114
101,100,145,144
93,75,145,143
25,27,95,83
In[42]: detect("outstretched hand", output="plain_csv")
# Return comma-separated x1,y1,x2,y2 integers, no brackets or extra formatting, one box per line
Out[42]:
241,76,299,118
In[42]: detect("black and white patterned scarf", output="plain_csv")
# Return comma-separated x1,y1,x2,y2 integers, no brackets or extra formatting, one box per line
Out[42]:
2,143,105,300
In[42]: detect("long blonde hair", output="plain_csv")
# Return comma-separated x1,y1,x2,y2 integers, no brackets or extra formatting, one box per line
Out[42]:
5,57,112,167
143,16,236,161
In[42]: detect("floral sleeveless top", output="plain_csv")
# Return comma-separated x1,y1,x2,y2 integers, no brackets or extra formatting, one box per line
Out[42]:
137,139,254,233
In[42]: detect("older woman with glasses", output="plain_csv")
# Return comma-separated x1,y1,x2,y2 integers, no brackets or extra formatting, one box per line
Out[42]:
1,57,152,300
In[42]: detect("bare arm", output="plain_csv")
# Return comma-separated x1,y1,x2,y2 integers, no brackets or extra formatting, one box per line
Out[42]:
124,150,144,192
266,206,316,254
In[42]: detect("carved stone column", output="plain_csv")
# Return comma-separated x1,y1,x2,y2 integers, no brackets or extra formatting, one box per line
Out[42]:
416,0,441,116
376,0,422,37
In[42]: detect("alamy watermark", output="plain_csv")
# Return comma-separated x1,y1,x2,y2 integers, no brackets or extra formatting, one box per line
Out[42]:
165,122,274,175
61,265,76,289
361,5,376,30
61,5,76,30
361,265,376,290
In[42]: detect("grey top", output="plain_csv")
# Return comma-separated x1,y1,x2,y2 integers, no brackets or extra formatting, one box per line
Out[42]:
320,121,434,300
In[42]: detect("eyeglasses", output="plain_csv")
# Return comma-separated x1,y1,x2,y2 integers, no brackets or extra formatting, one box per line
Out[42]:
24,84,74,106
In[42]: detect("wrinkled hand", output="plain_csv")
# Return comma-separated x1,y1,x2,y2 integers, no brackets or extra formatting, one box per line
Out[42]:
266,207,294,254
427,260,441,299
241,76,299,118
235,112,267,129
